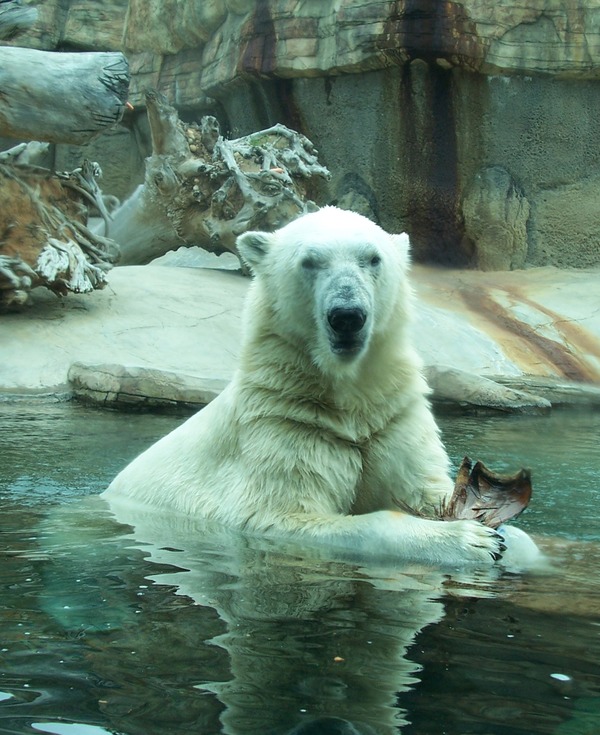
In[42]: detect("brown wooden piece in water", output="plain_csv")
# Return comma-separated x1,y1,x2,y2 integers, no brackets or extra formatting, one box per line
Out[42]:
443,456,532,528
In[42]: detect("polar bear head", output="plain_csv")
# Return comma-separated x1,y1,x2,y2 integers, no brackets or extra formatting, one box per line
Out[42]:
236,206,411,374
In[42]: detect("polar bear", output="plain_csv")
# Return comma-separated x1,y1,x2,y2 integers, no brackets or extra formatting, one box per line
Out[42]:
104,206,535,567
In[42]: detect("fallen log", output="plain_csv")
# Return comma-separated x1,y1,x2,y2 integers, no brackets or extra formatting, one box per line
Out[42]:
0,4,129,308
0,47,130,145
0,160,120,309
107,90,330,266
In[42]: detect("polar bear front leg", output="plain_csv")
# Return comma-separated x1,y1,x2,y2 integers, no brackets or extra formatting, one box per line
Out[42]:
259,509,505,567
378,511,506,566
356,403,456,517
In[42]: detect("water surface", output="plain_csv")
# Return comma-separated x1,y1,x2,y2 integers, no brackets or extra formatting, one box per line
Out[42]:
0,401,599,735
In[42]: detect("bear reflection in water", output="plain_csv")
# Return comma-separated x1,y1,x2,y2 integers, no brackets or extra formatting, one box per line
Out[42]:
80,505,467,735
287,716,376,734
104,206,540,568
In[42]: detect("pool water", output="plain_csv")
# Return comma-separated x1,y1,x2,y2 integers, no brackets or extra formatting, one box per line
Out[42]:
0,401,599,735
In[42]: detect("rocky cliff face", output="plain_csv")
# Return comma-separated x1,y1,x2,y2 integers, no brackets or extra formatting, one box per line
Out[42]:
10,0,600,268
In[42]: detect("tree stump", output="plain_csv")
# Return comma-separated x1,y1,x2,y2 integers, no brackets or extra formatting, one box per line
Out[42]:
108,90,330,266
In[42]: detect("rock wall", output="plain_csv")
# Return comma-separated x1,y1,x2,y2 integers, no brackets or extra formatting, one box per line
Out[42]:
7,0,600,268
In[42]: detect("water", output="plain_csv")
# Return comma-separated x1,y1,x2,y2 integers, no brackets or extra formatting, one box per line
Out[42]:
0,401,599,735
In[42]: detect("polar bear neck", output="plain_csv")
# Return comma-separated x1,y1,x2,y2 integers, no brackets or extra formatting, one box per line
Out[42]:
238,290,428,437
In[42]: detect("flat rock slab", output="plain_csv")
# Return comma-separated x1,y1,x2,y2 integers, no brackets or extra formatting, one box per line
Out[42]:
68,362,229,410
494,374,600,407
0,265,246,393
423,366,551,413
1,263,599,412
414,265,600,383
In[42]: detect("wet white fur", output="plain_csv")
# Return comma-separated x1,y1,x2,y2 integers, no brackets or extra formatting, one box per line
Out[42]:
104,207,539,568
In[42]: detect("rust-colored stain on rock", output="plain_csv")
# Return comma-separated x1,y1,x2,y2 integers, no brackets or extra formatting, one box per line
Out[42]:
459,284,599,382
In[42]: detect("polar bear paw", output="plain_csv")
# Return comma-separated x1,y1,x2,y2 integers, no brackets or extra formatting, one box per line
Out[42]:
391,512,507,566
452,519,507,564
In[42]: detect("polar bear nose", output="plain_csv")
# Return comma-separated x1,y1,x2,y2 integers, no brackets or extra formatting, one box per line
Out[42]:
327,307,366,334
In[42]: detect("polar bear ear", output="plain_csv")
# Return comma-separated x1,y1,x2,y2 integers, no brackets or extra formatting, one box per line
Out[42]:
390,232,411,271
236,231,274,274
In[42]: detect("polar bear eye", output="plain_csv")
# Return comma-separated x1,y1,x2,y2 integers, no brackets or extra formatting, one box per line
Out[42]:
301,256,319,271
370,255,382,267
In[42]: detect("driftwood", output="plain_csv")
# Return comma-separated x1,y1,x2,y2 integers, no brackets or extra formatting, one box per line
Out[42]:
0,6,129,309
0,47,129,145
108,90,330,266
0,141,49,167
0,158,119,308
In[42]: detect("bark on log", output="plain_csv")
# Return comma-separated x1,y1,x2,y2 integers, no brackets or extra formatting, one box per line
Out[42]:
0,160,120,309
0,47,130,144
107,90,330,266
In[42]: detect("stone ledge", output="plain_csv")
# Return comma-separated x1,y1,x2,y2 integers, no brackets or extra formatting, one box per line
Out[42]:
424,366,552,414
68,362,228,411
494,375,600,408
69,361,561,415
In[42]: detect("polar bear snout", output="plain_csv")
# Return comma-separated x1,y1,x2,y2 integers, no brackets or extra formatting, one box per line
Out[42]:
318,266,373,359
327,305,368,356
